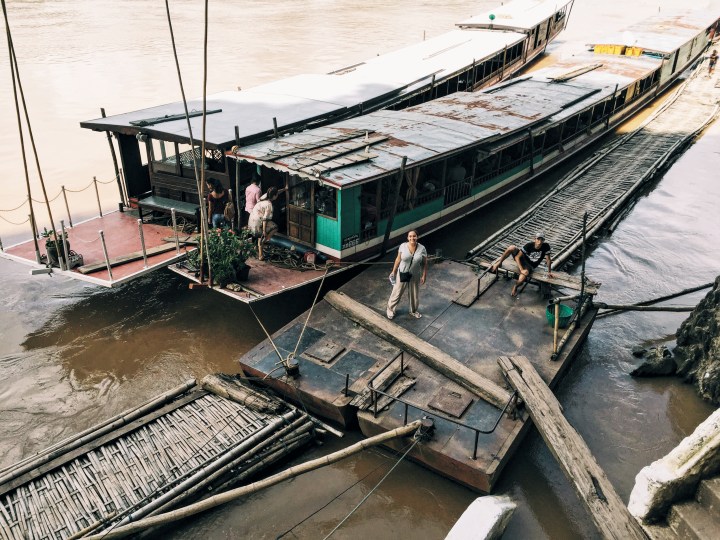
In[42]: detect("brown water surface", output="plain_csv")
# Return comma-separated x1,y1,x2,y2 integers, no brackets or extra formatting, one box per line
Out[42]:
1,1,719,538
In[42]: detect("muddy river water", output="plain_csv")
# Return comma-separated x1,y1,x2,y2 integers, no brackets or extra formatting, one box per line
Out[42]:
1,1,719,538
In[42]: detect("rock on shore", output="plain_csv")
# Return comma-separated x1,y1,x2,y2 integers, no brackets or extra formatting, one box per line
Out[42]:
631,276,720,404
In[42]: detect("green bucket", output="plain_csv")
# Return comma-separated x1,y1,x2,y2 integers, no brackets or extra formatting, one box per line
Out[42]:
546,303,574,329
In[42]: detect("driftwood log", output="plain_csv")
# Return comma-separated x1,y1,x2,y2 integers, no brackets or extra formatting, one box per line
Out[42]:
498,355,646,540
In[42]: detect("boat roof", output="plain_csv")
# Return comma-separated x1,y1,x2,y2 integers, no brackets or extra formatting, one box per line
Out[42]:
80,1,570,147
587,11,718,55
457,0,573,32
229,53,660,189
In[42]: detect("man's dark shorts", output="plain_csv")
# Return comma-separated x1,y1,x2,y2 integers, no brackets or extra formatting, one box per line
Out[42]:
511,247,533,274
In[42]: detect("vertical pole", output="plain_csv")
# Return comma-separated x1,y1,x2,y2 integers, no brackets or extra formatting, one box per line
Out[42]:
60,220,69,269
171,208,180,255
235,125,241,228
28,208,41,263
28,214,40,264
101,108,124,208
344,374,349,396
93,176,103,217
99,230,113,281
380,156,408,257
0,236,3,251
272,117,279,138
473,430,480,460
404,403,408,426
553,303,560,354
137,219,148,268
228,188,234,229
580,211,588,302
62,186,73,227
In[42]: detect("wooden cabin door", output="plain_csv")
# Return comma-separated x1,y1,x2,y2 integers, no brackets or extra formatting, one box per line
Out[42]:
287,206,314,245
287,179,315,245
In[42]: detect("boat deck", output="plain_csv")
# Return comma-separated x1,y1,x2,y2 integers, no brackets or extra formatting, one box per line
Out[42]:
0,377,316,539
1,210,349,298
0,211,191,286
239,260,596,492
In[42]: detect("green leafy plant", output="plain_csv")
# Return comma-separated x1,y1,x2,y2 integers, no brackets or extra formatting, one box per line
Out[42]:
187,227,256,286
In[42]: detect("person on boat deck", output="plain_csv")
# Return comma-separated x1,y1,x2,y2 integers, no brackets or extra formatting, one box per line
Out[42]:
248,186,279,261
206,177,229,229
244,176,261,226
490,233,554,297
387,230,428,320
709,50,718,76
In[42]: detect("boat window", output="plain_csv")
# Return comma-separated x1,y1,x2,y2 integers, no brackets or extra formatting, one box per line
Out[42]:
176,143,205,173
542,125,561,151
288,175,313,211
150,139,177,174
315,185,337,218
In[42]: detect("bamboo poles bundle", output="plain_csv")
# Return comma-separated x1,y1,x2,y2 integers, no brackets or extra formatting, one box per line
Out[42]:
0,384,318,540
201,373,284,414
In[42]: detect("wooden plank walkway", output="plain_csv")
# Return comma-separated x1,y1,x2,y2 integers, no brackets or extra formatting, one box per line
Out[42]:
469,58,720,269
0,377,315,540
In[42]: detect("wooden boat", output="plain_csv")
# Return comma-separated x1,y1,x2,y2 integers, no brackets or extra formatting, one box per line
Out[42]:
218,10,717,268
1,0,573,294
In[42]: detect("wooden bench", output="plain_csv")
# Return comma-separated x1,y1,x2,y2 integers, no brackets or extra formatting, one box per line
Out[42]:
137,195,200,222
137,173,201,222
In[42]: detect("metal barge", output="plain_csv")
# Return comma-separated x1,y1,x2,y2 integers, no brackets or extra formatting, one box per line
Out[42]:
1,0,573,294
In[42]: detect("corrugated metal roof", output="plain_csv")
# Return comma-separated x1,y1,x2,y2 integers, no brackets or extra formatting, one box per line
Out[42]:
587,10,717,54
457,0,573,32
81,18,538,146
231,77,611,188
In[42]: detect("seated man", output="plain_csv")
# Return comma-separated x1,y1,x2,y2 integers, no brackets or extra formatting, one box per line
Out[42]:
490,233,554,296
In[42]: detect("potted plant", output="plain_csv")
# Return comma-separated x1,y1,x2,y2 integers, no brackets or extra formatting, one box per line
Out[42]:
187,227,256,287
41,228,70,268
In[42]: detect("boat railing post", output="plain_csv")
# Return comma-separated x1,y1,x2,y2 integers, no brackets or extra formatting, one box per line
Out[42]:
99,230,113,281
553,302,560,354
93,176,103,218
61,186,73,228
272,117,279,138
137,219,148,268
171,208,180,255
344,374,350,396
400,351,404,376
228,188,234,229
473,430,480,460
403,402,408,426
0,236,3,252
59,220,70,271
370,380,377,418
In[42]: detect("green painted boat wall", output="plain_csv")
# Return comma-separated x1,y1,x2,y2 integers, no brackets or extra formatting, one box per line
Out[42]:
316,187,360,251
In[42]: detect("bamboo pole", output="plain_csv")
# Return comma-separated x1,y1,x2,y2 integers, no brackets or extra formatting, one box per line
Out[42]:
592,303,695,312
325,291,511,409
83,420,423,539
596,282,712,319
498,356,646,540
553,303,560,354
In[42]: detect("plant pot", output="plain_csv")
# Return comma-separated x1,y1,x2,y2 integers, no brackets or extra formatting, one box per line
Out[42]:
46,239,70,268
235,264,250,282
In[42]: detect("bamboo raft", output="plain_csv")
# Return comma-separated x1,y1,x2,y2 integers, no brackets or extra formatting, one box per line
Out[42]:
0,376,317,540
468,58,720,268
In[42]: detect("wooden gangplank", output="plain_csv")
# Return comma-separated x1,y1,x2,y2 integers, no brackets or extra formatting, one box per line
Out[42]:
498,356,646,540
0,377,315,539
469,61,720,270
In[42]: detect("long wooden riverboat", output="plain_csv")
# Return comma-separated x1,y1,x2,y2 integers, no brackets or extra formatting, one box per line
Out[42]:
1,0,573,293
216,10,717,267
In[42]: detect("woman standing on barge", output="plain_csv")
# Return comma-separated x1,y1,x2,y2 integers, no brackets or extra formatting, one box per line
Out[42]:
387,230,428,320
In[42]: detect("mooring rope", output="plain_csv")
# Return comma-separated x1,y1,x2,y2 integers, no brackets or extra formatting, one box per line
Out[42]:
275,440,417,539
322,438,419,539
292,263,332,359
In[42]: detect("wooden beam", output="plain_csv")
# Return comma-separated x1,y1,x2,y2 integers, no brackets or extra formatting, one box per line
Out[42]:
479,260,599,295
78,243,182,274
497,355,647,540
325,291,511,409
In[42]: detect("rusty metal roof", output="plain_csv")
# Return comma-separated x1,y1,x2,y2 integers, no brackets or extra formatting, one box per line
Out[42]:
230,77,610,188
457,0,574,32
587,10,718,55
